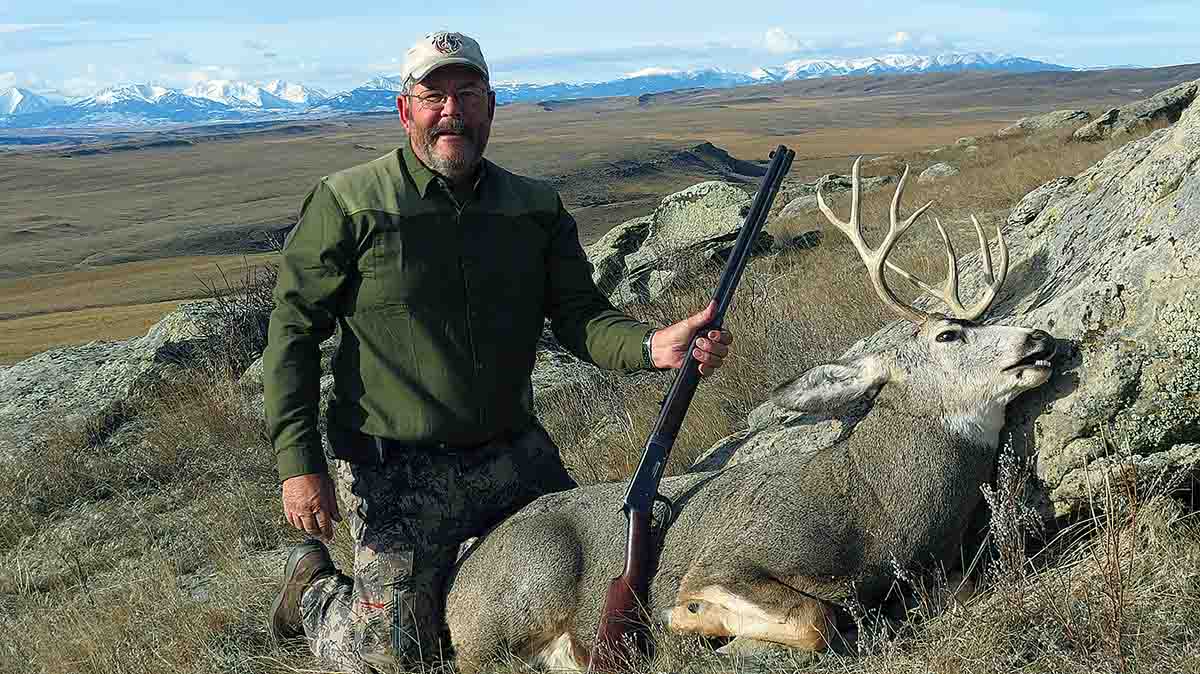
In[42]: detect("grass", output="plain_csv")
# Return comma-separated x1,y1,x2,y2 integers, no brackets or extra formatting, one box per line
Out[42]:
1,97,1197,673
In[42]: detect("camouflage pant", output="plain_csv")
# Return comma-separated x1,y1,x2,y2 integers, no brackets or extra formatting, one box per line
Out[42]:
299,424,576,673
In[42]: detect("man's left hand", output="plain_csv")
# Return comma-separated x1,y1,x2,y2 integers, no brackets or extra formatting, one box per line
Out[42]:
650,301,734,376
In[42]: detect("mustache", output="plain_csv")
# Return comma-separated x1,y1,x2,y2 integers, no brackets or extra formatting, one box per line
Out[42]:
431,119,473,140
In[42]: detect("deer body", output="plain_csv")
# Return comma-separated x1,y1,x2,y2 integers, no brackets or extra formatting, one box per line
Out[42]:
446,320,1055,670
443,158,1057,671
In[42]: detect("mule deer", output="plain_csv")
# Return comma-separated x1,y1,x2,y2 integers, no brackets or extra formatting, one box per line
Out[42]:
442,158,1057,671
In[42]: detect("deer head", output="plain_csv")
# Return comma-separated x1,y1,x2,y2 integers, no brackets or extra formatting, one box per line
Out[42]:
772,158,1055,446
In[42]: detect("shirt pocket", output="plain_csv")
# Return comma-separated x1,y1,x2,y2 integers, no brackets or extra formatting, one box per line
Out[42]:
363,228,414,310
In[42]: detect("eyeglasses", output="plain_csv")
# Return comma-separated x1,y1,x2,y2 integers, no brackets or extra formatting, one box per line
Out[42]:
408,87,489,110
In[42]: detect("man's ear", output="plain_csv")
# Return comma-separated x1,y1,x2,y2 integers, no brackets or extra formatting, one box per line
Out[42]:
770,355,890,414
487,90,496,120
397,95,414,133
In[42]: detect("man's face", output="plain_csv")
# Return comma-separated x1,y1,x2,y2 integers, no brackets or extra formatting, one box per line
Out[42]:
397,65,495,183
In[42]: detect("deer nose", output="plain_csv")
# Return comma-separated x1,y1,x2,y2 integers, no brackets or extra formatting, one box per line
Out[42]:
1029,329,1056,352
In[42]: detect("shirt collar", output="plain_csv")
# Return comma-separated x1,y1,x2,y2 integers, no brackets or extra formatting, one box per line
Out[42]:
400,141,489,200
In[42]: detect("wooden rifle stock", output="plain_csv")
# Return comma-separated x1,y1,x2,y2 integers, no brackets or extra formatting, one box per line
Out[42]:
590,145,795,672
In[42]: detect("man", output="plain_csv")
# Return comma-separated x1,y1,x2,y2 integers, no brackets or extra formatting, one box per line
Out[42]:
263,31,734,672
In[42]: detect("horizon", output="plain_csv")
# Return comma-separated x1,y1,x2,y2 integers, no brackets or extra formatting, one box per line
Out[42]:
3,1,1200,98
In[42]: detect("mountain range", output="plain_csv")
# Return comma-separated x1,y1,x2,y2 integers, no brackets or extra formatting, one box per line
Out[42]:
1,52,1075,129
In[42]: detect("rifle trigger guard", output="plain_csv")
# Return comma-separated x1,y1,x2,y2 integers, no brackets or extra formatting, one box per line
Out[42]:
652,492,677,530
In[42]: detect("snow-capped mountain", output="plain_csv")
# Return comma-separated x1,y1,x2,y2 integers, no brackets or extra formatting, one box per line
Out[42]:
1,51,1082,129
760,52,1071,81
308,87,399,114
362,75,405,91
263,79,329,106
5,84,242,127
87,83,173,105
491,68,758,105
0,87,53,115
184,80,294,109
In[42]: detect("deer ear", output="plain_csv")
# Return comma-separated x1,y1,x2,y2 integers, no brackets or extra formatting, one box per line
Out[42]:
770,356,890,414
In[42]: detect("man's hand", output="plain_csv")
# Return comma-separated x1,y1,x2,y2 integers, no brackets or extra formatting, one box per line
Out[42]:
282,472,342,542
650,301,734,376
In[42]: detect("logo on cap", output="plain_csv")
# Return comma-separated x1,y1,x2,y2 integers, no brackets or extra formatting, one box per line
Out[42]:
430,32,462,55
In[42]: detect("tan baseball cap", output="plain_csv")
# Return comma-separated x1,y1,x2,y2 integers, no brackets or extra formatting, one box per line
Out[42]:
401,31,490,91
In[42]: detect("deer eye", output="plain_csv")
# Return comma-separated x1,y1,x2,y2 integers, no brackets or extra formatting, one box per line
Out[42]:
935,330,960,343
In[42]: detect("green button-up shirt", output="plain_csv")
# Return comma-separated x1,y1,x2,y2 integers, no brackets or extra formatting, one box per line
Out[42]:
264,144,654,481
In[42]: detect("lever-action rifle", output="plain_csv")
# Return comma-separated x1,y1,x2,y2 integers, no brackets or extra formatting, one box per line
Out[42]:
591,145,795,671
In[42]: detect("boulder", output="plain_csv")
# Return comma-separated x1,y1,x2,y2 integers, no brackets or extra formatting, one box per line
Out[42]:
778,174,895,218
1006,176,1076,229
602,181,773,305
0,300,248,459
693,90,1200,521
956,136,979,147
918,162,959,182
997,110,1092,138
583,215,652,296
1074,78,1199,141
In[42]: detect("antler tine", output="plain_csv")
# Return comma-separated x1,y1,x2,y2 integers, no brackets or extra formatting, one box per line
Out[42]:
956,215,1010,321
934,218,966,315
889,165,935,238
886,214,1011,321
821,158,1013,322
817,157,927,323
849,155,862,241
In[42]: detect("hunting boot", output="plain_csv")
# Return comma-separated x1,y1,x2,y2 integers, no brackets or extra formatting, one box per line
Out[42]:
269,539,337,644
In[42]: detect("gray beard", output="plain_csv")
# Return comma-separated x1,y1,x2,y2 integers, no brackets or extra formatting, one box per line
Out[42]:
422,137,479,181
416,123,483,182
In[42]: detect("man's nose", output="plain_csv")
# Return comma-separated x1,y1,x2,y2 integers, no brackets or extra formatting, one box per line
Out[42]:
441,93,463,116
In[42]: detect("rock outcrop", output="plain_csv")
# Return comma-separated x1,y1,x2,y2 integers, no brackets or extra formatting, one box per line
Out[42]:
590,181,773,305
0,300,251,458
695,91,1200,520
584,216,652,296
777,174,896,219
918,162,959,182
1073,79,1199,141
997,110,1092,138
1006,176,1076,229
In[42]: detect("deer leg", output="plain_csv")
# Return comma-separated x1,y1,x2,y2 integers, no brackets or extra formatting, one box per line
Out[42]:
665,582,835,651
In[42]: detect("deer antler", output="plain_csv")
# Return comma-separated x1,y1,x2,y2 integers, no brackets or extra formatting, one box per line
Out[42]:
816,157,1009,322
816,156,932,322
883,215,1009,321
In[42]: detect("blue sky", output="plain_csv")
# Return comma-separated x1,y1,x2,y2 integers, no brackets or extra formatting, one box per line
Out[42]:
2,1,1199,98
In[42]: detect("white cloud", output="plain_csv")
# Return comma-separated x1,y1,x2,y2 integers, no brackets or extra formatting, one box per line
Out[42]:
623,66,682,78
764,27,803,54
887,31,913,46
185,66,241,84
60,75,104,97
0,71,50,91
